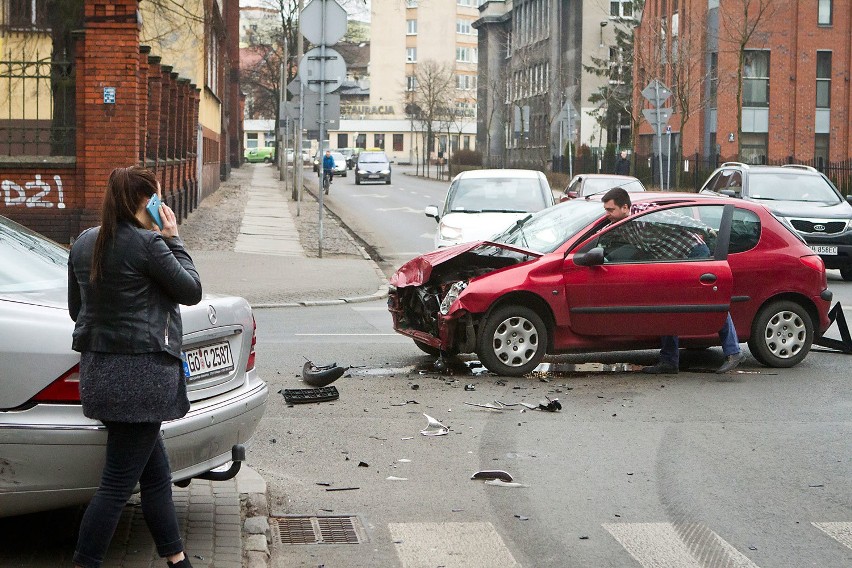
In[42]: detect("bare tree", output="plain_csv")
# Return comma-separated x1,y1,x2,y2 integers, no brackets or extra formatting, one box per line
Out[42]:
404,60,455,178
718,0,784,158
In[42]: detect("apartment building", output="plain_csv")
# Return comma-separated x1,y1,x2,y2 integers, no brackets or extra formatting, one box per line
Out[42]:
474,0,629,168
329,0,478,164
635,0,852,165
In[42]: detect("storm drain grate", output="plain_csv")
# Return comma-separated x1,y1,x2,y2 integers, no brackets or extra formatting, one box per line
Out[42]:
272,515,363,545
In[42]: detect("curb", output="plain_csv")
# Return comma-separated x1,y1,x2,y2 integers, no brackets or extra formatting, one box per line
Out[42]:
237,467,271,568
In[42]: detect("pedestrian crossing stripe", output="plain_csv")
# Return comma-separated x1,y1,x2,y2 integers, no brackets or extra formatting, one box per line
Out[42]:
812,522,852,551
603,522,759,568
389,522,520,568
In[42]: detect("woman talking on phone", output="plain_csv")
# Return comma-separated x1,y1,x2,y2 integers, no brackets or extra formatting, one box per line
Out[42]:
68,166,202,568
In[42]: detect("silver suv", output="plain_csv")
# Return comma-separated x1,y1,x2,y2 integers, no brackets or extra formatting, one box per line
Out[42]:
700,162,852,280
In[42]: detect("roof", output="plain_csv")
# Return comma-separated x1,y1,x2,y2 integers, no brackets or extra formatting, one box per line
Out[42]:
244,119,275,132
456,169,545,179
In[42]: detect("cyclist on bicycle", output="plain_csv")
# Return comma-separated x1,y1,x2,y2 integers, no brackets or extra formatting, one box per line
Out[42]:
321,150,335,193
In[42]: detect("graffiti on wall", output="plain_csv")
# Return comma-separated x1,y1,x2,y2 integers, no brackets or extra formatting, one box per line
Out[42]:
1,174,65,209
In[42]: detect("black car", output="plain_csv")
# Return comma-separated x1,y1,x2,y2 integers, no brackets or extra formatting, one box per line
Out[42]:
354,151,391,185
700,162,852,280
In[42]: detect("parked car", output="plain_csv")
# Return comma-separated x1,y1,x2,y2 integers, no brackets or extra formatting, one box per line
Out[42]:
338,148,356,169
0,215,269,517
424,169,554,248
354,151,392,185
244,146,275,163
699,162,852,281
561,174,646,201
312,151,347,177
389,193,832,376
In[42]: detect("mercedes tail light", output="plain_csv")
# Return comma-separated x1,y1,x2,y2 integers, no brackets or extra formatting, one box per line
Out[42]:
246,315,256,372
32,364,81,404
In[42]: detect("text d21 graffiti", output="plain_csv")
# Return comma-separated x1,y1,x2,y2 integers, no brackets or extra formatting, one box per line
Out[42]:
2,174,65,208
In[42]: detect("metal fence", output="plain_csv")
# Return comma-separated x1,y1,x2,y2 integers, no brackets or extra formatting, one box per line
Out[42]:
554,152,852,195
0,56,75,156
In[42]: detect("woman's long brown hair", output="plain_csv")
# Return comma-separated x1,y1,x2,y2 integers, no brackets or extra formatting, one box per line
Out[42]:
89,166,159,283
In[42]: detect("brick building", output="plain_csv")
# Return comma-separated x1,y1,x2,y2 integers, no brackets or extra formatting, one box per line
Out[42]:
635,0,852,167
0,0,241,243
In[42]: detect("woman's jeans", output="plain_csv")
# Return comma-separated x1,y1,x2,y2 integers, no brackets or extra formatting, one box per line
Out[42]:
73,422,184,568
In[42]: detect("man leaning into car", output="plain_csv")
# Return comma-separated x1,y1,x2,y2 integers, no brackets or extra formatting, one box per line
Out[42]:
599,187,746,375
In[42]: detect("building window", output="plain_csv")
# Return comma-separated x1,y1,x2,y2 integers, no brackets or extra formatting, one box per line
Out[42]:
741,133,768,165
337,133,348,148
406,19,417,34
406,0,418,6
356,134,366,149
246,133,258,149
374,134,385,149
456,74,477,90
457,19,471,34
463,135,470,149
393,134,404,151
743,50,769,107
815,134,829,169
406,47,417,62
456,47,471,62
816,51,831,108
457,0,472,6
8,0,50,27
207,32,220,96
406,75,417,91
818,0,832,25
610,0,633,18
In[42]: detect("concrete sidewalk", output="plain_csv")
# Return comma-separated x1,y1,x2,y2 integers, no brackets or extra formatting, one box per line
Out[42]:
188,164,389,308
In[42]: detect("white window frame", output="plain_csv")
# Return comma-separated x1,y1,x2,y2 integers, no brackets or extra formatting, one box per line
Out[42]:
406,75,418,91
457,19,471,34
406,47,417,63
456,47,471,63
610,0,634,19
406,19,417,35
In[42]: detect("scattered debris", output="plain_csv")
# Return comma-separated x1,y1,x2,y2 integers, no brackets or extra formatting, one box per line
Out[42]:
464,397,562,412
302,359,348,387
325,487,359,492
470,470,514,483
420,414,450,436
358,461,369,468
391,400,419,406
386,476,408,481
398,459,412,463
411,384,420,390
316,482,331,487
464,384,476,391
485,479,529,488
282,385,340,404
514,515,529,521
579,536,589,540
401,436,414,441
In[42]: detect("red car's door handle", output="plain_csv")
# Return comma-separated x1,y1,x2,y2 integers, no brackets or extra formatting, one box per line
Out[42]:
700,273,718,284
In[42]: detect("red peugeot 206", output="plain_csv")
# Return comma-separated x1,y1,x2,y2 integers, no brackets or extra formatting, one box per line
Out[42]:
388,193,833,376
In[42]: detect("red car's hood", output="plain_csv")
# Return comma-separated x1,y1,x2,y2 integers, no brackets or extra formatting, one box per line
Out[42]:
391,241,540,287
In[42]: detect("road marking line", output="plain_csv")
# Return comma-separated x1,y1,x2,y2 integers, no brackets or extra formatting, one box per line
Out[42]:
293,333,399,336
603,522,760,568
812,522,852,551
376,207,422,213
351,306,392,311
389,522,521,568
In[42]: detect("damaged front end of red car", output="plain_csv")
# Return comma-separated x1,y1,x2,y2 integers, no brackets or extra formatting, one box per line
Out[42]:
387,242,538,354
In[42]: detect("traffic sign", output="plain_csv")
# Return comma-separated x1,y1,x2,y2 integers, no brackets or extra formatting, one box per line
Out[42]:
298,93,340,130
301,0,348,45
642,107,672,128
641,79,671,106
299,47,346,93
287,79,302,97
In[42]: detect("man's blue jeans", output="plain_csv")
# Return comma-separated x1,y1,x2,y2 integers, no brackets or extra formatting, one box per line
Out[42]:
659,313,740,366
73,422,184,568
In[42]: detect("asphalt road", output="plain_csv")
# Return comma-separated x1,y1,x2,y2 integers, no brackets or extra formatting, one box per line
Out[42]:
250,169,852,567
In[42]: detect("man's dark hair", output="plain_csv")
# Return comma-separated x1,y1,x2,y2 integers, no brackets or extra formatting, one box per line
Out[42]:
601,186,631,208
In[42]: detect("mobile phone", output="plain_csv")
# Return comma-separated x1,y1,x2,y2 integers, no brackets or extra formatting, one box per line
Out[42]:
146,193,163,229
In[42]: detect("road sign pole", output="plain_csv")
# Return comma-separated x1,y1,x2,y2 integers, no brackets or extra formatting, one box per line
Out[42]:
666,127,672,189
655,81,664,189
317,0,328,258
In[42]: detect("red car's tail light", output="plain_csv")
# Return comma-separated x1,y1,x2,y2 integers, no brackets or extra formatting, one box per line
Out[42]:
246,315,257,372
32,364,81,404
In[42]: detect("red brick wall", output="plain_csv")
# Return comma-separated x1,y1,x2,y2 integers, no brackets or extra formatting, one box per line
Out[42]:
635,0,852,162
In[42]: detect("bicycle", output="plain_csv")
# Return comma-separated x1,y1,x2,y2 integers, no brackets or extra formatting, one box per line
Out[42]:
322,170,332,194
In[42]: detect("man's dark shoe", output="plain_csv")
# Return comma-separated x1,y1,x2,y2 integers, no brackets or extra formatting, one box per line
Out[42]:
715,352,746,374
641,362,679,374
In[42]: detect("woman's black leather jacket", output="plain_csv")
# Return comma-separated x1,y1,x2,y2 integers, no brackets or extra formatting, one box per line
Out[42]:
68,223,202,359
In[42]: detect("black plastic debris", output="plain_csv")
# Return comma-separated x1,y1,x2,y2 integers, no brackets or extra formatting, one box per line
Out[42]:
464,384,476,391
283,386,339,404
470,470,514,482
358,461,369,468
302,359,347,387
537,397,562,412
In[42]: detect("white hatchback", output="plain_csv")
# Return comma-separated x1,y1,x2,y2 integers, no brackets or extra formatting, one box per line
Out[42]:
425,169,555,248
